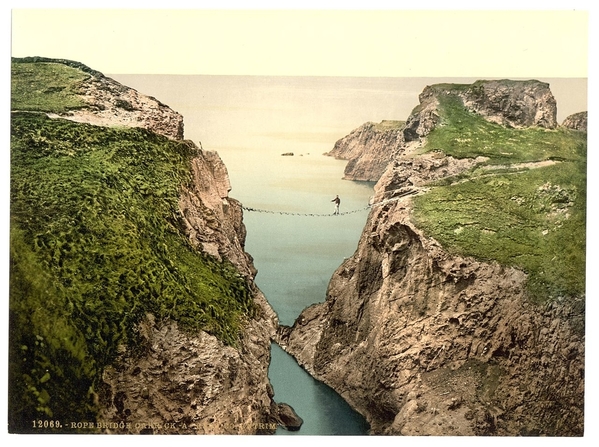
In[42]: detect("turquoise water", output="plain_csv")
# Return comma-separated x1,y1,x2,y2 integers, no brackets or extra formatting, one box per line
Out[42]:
268,343,370,435
231,150,374,326
220,147,373,435
109,75,390,435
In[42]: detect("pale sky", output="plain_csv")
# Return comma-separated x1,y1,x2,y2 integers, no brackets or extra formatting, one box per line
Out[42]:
10,6,589,77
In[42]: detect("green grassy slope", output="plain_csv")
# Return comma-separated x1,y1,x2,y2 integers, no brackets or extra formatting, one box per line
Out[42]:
11,57,90,113
9,59,253,432
412,91,586,304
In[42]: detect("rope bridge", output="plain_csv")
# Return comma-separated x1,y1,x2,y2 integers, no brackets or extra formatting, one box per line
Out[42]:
241,188,417,217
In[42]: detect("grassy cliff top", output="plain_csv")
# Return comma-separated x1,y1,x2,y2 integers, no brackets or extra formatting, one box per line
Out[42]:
11,57,93,113
422,94,576,164
9,59,253,431
412,91,586,304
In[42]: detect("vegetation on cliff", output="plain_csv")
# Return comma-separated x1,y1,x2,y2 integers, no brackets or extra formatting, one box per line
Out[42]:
11,58,90,113
282,81,585,436
9,60,254,431
412,92,586,303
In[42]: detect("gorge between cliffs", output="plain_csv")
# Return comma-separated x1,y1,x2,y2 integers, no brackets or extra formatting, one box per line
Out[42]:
10,58,587,437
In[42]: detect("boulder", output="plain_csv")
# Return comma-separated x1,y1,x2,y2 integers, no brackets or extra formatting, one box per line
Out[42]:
275,402,304,431
562,111,587,132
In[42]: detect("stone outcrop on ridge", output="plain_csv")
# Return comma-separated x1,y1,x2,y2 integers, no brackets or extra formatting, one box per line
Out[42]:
562,111,588,132
331,80,559,183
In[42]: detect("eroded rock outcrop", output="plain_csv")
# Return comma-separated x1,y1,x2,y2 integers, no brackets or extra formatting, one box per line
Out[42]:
327,121,405,181
562,111,587,132
377,151,488,192
178,149,255,277
279,80,584,436
100,300,277,434
25,57,185,140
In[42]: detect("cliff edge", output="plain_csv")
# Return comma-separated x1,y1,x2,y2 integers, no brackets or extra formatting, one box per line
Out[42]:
326,120,405,182
10,57,279,434
279,79,585,436
332,79,559,183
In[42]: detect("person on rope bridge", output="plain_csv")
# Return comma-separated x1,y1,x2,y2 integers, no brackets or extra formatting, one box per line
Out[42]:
331,195,341,215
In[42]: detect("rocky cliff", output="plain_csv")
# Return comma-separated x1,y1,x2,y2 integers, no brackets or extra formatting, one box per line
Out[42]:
326,120,405,181
99,146,280,434
328,79,558,183
10,58,280,434
279,79,585,436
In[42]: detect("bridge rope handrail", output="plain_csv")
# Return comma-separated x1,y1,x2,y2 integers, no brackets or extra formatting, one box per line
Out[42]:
241,188,417,217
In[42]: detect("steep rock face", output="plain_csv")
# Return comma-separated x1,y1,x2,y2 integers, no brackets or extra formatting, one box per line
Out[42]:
279,80,583,436
562,111,587,132
406,80,557,135
178,149,255,277
326,121,405,181
279,197,584,436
